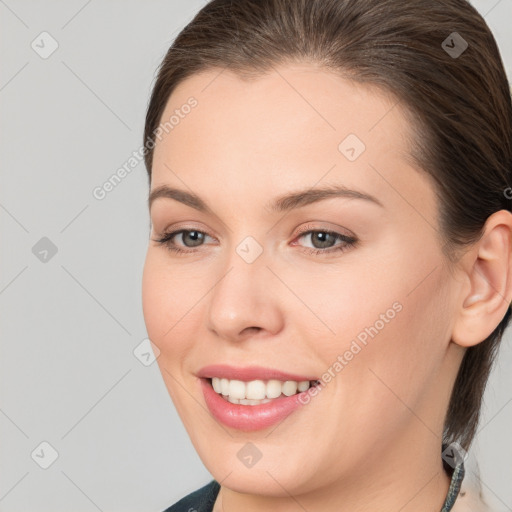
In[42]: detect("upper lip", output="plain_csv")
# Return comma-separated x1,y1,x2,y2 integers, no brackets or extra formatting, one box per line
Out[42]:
197,364,318,382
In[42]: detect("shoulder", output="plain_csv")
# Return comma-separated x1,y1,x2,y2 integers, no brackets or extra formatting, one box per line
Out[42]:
161,480,220,512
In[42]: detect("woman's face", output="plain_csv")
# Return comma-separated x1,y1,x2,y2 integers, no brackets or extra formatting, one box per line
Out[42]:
142,63,464,497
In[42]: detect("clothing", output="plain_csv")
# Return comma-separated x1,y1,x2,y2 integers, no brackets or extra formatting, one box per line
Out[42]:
163,444,465,512
162,479,220,512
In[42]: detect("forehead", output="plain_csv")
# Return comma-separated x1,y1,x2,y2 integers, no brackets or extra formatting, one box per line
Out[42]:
154,62,408,161
150,63,436,225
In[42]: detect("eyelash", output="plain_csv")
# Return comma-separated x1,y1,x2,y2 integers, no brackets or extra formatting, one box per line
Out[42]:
152,227,357,257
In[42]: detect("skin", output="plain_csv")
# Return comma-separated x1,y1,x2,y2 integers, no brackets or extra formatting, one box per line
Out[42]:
142,63,512,512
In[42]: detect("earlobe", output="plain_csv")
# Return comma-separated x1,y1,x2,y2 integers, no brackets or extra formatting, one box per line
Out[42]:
451,210,512,348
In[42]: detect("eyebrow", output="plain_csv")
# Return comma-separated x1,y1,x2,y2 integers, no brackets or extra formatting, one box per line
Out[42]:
148,183,384,214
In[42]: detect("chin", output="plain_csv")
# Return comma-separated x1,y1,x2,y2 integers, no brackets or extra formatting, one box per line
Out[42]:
190,432,322,497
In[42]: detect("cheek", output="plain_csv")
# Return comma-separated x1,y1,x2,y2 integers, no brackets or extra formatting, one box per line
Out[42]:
141,252,167,340
313,249,449,402
141,251,189,357
141,252,197,413
341,267,451,417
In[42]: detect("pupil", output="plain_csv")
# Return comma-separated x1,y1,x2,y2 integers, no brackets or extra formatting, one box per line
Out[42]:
314,232,332,248
186,230,203,246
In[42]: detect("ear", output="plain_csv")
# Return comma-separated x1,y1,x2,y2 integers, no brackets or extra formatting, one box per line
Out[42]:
451,209,512,348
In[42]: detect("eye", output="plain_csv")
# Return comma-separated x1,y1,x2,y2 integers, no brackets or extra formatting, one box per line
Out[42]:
293,228,357,256
152,227,358,257
152,229,214,254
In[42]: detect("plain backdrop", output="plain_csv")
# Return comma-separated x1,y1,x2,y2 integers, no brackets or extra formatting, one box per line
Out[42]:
1,1,511,511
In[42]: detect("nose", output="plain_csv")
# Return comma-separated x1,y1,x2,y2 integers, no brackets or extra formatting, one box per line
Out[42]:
206,248,283,343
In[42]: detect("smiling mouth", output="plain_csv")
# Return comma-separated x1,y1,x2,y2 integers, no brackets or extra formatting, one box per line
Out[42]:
207,377,321,405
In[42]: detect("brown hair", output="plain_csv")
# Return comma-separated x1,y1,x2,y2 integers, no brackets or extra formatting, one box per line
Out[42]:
143,0,512,451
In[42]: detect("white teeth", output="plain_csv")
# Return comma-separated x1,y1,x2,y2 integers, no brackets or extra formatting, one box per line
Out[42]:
246,380,267,400
239,398,272,405
282,381,298,396
210,377,314,401
228,380,246,399
220,378,229,395
212,378,222,393
266,379,282,399
297,380,310,392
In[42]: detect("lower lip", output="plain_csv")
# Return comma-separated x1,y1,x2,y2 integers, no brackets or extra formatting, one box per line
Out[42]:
200,378,317,431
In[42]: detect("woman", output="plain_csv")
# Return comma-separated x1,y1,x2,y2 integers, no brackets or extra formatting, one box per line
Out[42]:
141,0,512,510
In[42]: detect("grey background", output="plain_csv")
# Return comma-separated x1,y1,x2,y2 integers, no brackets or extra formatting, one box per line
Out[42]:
1,1,511,511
